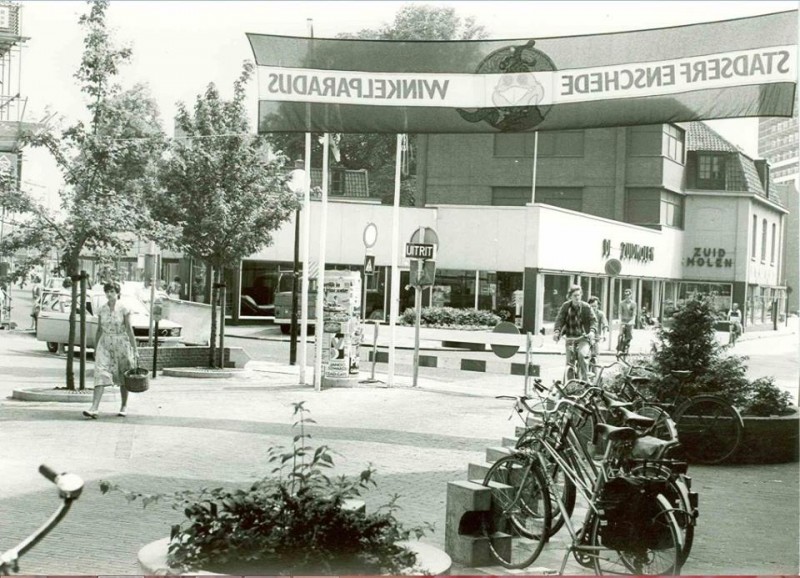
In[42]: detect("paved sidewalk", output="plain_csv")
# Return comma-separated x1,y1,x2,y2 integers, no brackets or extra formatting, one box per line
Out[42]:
0,331,798,575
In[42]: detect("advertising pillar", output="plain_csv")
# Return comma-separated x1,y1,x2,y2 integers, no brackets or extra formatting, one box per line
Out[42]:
320,270,363,388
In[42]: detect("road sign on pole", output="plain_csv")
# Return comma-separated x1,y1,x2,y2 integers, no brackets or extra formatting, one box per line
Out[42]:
410,259,436,287
364,254,376,275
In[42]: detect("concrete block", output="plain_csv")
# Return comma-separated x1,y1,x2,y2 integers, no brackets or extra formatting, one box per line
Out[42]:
445,480,504,567
485,445,513,463
501,436,519,448
467,462,490,482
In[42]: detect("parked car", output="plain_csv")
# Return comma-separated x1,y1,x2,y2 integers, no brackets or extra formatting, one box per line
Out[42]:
36,289,182,353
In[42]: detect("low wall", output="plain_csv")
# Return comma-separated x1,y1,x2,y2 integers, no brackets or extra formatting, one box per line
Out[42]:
138,346,232,370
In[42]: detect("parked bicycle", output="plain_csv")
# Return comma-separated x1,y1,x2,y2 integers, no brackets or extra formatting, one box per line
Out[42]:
611,360,744,464
482,390,686,574
0,465,83,575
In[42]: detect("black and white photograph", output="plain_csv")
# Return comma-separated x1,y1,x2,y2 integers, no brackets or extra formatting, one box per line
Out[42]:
0,1,798,575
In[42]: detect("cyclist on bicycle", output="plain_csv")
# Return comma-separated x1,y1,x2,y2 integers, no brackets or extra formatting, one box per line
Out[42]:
587,296,608,370
616,288,636,359
553,284,597,382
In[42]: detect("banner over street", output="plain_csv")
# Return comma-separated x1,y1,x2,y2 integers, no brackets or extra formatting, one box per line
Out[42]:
248,10,797,133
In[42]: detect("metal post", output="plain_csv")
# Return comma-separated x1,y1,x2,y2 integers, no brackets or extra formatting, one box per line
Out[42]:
370,320,379,382
219,281,226,368
388,134,403,387
299,134,311,384
290,208,300,365
152,320,159,378
524,331,532,396
313,134,330,391
412,276,422,387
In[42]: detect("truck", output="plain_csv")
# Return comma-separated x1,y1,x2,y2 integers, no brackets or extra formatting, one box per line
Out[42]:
273,269,366,334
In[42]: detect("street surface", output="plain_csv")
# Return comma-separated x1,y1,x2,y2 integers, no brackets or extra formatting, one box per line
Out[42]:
0,284,798,575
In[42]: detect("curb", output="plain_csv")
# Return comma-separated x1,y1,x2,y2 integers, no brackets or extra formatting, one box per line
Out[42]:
11,387,93,403
162,367,242,379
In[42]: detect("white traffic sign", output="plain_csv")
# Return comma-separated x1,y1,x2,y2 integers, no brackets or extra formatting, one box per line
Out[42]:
405,243,436,260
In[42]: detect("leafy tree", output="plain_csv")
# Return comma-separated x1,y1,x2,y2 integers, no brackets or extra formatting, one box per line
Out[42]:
265,4,487,200
153,61,301,366
0,0,167,389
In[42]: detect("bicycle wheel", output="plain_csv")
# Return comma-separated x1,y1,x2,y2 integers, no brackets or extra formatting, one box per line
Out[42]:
636,405,676,441
590,493,682,575
479,454,551,569
514,430,576,538
674,395,743,464
630,464,695,567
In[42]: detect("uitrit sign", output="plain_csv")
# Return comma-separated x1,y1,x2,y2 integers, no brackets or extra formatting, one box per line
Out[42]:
405,243,436,260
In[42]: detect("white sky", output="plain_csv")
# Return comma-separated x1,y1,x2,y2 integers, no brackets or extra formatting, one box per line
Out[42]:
16,0,799,206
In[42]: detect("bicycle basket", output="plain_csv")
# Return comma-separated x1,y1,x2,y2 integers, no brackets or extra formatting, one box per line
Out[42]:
123,367,150,393
597,476,670,552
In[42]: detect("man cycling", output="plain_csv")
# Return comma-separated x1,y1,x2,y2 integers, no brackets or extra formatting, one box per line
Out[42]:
617,288,636,359
553,284,597,382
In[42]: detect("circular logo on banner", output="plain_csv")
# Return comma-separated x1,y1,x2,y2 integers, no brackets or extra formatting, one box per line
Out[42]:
604,258,622,277
457,40,556,132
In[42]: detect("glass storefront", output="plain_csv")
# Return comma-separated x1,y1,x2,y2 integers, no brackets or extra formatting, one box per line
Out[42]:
680,282,732,318
543,273,572,323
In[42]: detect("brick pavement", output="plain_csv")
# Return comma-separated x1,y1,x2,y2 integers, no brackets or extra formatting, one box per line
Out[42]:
0,331,798,575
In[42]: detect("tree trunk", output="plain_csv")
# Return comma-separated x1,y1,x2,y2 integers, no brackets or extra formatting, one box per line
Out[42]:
208,264,218,368
66,271,78,390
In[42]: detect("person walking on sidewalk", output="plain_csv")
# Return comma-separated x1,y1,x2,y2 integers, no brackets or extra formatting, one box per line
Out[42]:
616,288,637,359
553,285,597,382
83,282,139,419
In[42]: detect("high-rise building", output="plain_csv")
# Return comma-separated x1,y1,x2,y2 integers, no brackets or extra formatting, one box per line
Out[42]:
759,97,799,313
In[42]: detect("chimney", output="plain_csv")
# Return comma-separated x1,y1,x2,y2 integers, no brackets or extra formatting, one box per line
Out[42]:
754,159,770,198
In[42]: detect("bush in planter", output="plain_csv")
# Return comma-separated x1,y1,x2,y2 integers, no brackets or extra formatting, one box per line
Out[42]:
645,297,795,417
399,306,501,328
100,402,430,574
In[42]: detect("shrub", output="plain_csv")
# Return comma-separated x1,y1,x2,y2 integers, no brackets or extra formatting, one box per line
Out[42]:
399,306,501,328
100,402,429,574
647,297,795,417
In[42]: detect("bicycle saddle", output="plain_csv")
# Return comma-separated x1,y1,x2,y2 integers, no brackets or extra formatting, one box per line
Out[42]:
616,406,656,429
594,423,638,443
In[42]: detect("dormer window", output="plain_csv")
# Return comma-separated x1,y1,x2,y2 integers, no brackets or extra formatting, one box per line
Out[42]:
697,154,726,189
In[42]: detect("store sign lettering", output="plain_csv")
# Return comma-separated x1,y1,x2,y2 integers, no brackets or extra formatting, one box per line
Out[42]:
602,239,654,263
686,247,733,268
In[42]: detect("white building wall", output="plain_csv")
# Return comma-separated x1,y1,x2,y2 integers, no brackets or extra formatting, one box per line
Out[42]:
682,195,744,282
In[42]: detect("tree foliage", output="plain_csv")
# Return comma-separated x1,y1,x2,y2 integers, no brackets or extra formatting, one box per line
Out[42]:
152,61,301,365
265,5,487,199
0,0,167,389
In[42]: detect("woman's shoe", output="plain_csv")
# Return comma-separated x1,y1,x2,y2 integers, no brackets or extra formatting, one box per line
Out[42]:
82,410,98,419
117,409,127,417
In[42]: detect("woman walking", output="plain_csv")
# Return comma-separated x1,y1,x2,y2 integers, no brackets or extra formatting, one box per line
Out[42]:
83,282,139,419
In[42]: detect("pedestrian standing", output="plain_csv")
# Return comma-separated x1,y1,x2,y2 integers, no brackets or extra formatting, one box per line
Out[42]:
83,281,139,419
616,288,637,358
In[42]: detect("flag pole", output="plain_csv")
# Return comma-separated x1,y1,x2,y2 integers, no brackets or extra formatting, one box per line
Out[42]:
299,17,313,385
388,133,403,387
299,132,311,384
313,133,330,391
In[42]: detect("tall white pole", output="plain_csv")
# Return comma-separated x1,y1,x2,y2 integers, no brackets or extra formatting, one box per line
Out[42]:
388,134,403,387
313,133,330,392
531,131,539,204
299,132,311,384
301,17,313,386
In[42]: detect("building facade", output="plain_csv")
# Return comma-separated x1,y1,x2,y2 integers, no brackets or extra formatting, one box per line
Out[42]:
758,105,799,314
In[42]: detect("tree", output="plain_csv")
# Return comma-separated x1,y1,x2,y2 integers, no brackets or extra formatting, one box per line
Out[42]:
0,0,167,390
265,5,487,200
152,61,301,367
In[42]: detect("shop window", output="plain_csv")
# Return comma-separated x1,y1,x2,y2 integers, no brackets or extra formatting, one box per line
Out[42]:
431,269,475,309
536,187,583,211
678,282,732,318
761,219,767,262
543,273,572,324
697,154,725,189
239,260,287,317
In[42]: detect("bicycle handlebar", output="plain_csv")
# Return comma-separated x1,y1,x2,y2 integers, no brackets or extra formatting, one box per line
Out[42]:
0,465,84,574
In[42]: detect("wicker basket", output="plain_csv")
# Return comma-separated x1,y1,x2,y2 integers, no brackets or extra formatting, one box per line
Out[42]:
123,367,150,393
